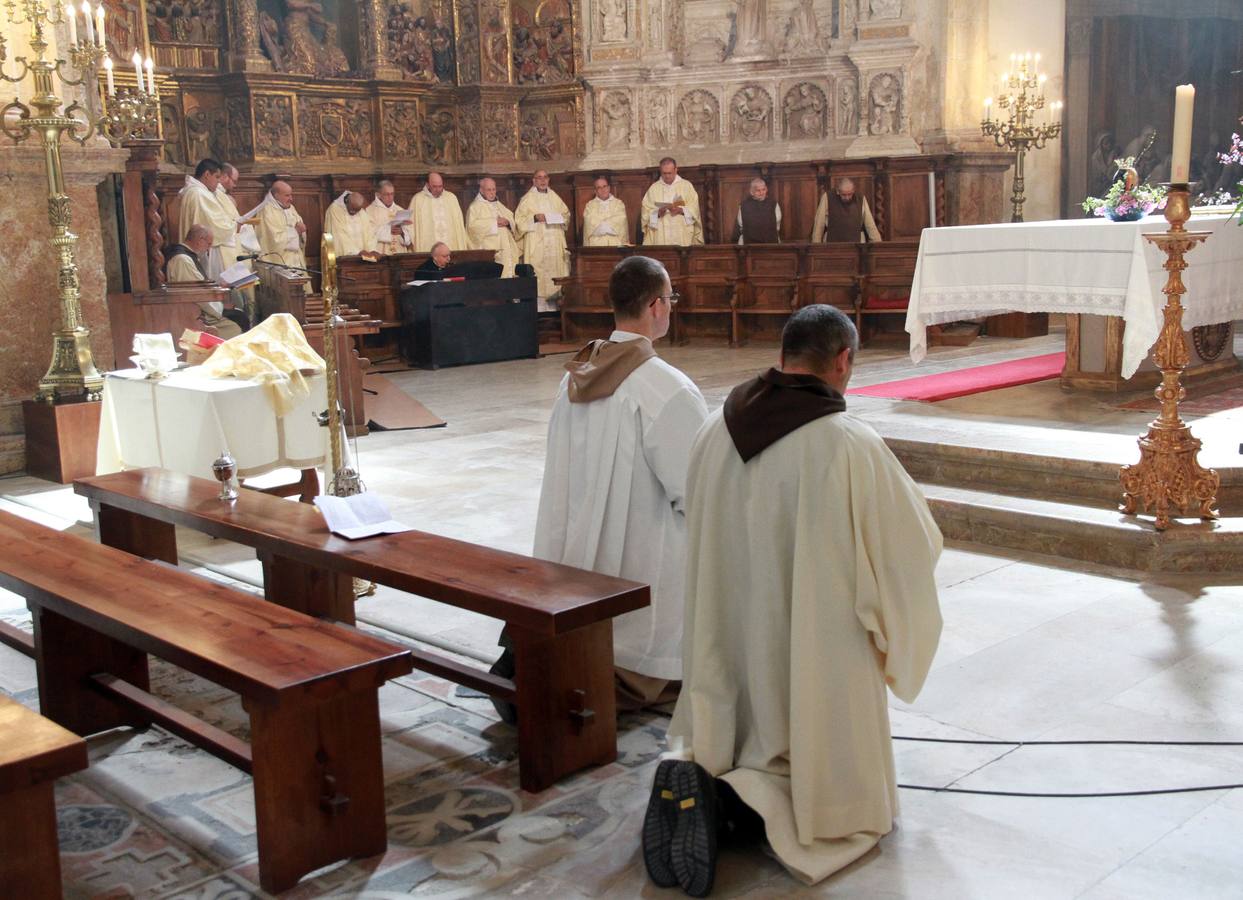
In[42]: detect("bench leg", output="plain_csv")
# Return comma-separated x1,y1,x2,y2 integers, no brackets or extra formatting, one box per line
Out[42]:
92,502,178,564
258,552,355,624
30,606,150,736
0,781,64,900
245,688,388,894
511,620,617,793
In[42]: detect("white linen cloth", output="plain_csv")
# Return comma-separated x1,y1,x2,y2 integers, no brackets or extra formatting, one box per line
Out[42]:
96,367,328,479
533,331,709,680
905,213,1243,377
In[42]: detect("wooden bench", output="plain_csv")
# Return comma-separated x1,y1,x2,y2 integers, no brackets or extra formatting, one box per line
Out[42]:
0,509,413,894
0,695,89,899
74,468,651,793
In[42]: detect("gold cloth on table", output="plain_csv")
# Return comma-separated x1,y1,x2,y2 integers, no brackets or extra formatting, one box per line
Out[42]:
201,313,325,416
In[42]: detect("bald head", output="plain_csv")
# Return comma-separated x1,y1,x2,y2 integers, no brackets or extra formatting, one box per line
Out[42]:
426,172,444,197
271,180,293,207
185,223,212,255
430,242,451,268
345,191,366,214
836,177,856,201
479,177,497,200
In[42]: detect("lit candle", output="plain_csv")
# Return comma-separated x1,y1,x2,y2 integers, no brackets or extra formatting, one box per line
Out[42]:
984,96,992,120
65,4,77,45
95,4,105,47
80,0,93,43
144,56,154,94
1170,84,1195,184
104,54,114,95
132,50,143,88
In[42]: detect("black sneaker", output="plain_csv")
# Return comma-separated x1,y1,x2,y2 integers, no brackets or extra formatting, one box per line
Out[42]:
642,759,679,887
669,761,719,897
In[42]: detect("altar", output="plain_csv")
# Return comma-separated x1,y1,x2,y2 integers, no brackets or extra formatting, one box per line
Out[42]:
905,213,1243,390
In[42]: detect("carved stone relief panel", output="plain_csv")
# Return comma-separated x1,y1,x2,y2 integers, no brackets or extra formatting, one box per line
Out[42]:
148,0,223,44
729,84,772,143
837,75,858,136
382,100,422,160
597,0,627,43
183,98,229,162
480,0,511,83
386,1,457,82
512,0,573,84
482,100,518,159
646,0,663,50
458,102,483,161
677,89,719,145
780,0,823,57
596,90,632,150
645,88,671,147
253,93,296,158
519,103,574,160
226,94,254,159
867,71,901,136
160,100,186,166
683,6,730,64
298,99,374,160
421,106,456,163
782,81,829,140
455,0,481,82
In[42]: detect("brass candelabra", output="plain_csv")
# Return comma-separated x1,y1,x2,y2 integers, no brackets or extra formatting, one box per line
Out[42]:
982,52,1063,223
1119,186,1219,530
1,0,159,403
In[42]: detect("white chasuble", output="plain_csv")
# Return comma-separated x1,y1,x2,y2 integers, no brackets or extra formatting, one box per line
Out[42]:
514,187,571,304
255,196,307,270
409,188,468,252
466,196,520,277
366,197,412,255
533,331,709,680
583,196,630,247
668,409,942,885
178,176,236,279
323,193,376,258
640,176,703,246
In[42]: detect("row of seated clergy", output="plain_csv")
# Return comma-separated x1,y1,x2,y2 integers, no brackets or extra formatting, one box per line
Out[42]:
164,224,246,339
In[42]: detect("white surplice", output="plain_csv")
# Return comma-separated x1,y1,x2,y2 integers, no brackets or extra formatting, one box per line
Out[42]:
583,195,630,247
178,176,236,279
533,331,709,680
409,187,468,251
367,197,412,254
668,409,942,884
466,195,521,277
323,192,376,257
515,187,571,303
640,176,703,246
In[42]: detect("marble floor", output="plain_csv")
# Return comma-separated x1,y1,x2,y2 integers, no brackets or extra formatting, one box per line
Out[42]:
2,331,1243,898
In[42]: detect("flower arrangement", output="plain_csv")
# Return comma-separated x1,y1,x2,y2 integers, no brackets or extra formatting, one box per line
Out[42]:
1216,128,1243,225
1081,156,1168,222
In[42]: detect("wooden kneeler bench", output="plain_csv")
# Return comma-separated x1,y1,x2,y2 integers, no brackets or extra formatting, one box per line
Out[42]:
0,510,413,894
75,468,651,792
0,695,89,899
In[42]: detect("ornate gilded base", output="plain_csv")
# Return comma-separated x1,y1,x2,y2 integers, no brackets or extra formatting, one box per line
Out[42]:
1120,424,1219,530
34,329,103,404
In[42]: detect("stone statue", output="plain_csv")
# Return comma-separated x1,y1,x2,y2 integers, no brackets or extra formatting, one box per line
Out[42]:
647,92,670,146
731,86,770,142
678,90,718,144
868,0,902,19
868,73,899,135
601,0,627,42
258,11,284,71
734,0,768,55
783,83,825,139
281,0,349,78
783,0,821,56
837,79,857,136
600,92,631,149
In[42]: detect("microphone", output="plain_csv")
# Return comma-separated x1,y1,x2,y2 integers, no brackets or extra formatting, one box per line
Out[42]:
235,252,260,261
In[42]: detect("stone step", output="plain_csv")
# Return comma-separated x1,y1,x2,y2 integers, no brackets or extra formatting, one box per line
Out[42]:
922,483,1243,574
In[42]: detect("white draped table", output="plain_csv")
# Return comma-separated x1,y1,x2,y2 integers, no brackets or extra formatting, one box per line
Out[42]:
96,367,328,479
905,213,1243,378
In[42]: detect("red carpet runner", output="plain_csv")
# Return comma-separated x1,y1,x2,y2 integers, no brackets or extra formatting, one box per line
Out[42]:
847,352,1066,402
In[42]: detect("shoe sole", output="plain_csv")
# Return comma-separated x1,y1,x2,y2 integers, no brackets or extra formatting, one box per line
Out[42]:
669,762,718,897
642,759,679,888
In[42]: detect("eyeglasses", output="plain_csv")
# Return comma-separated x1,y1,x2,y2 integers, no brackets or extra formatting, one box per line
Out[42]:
650,292,680,308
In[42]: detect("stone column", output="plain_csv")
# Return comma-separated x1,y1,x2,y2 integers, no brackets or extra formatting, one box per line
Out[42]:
226,0,271,73
360,0,403,81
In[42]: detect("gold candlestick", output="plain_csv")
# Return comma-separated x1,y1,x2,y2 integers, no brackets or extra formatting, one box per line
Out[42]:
1119,186,1219,530
981,52,1063,223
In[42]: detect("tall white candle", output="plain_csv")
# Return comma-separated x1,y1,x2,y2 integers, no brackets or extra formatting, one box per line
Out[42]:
984,96,992,120
95,4,105,47
104,54,114,95
1170,84,1195,184
80,0,93,43
927,171,936,228
65,4,77,45
132,50,143,88
144,57,154,94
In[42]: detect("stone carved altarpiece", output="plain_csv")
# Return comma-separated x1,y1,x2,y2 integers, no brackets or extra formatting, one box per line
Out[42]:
298,98,374,159
730,85,772,142
782,82,828,140
252,94,296,158
597,90,632,150
382,100,423,159
677,89,719,145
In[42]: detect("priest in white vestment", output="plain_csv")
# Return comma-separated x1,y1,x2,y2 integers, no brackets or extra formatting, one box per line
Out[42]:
533,255,708,708
641,157,703,246
254,179,308,270
177,159,236,280
367,179,412,255
582,176,630,247
466,177,520,277
647,305,942,894
514,169,571,308
215,164,256,326
408,172,468,252
323,190,379,258
166,224,242,339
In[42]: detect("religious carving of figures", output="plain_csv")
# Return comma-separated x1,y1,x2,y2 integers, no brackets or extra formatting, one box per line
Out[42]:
253,94,296,158
160,101,185,165
382,100,421,159
868,0,901,19
458,104,482,160
512,1,574,85
278,0,350,77
677,89,719,145
837,78,857,136
599,91,631,149
148,0,223,46
647,91,670,146
782,0,821,56
519,110,557,160
868,72,900,135
185,105,227,162
841,0,857,36
258,11,285,70
421,108,455,162
783,82,827,140
481,0,510,82
103,0,142,60
482,102,517,158
730,85,771,143
431,15,456,82
600,0,626,42
225,95,252,158
734,0,767,54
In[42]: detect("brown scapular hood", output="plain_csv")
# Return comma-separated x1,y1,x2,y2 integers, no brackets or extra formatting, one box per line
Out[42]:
565,338,657,403
723,368,847,462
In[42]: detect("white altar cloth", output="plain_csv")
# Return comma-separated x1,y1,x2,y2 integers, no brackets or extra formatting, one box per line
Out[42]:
905,213,1243,377
96,367,328,478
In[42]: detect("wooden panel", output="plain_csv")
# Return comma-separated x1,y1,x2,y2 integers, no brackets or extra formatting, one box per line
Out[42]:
889,172,933,240
0,781,65,899
21,399,102,485
0,695,88,793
